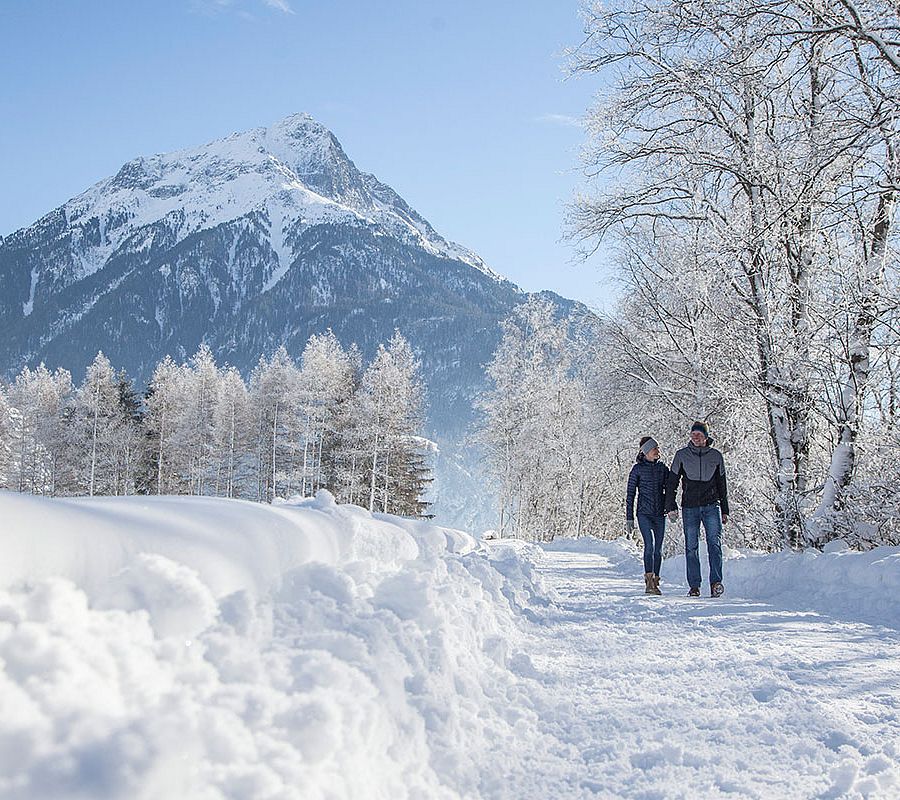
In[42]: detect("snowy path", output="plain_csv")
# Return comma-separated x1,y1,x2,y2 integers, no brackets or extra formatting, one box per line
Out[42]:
522,547,900,799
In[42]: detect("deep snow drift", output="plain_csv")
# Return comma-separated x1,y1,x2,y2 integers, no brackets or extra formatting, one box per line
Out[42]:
1,492,898,799
0,491,553,799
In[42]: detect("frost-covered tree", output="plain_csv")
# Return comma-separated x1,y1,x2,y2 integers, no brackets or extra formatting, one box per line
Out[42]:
144,346,229,496
6,364,72,495
66,352,129,496
343,332,430,515
250,346,301,502
1,334,432,513
0,382,15,489
210,366,252,498
111,372,145,496
570,0,899,548
144,356,187,495
182,344,221,495
296,330,357,496
329,346,367,505
586,224,778,548
477,298,596,540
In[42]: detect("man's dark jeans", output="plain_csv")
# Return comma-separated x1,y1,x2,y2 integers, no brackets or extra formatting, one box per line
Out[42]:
637,513,665,575
682,504,723,589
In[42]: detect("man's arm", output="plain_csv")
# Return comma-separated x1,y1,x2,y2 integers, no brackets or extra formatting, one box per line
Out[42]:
716,457,730,519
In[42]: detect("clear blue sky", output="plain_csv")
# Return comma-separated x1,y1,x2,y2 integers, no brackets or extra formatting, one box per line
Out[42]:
0,0,612,307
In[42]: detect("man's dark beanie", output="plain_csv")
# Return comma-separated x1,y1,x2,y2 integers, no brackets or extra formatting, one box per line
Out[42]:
691,421,709,437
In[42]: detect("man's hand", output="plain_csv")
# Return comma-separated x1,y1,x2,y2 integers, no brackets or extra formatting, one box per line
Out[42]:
667,511,677,523
722,514,729,525
625,518,635,534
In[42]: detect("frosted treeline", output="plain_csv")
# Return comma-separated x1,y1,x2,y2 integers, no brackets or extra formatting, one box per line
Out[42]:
0,330,431,516
476,0,899,550
478,295,900,550
476,299,609,543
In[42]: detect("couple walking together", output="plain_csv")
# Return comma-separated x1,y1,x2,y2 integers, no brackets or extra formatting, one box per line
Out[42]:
625,421,729,598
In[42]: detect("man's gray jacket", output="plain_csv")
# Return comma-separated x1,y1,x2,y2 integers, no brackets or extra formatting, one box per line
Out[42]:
664,443,729,515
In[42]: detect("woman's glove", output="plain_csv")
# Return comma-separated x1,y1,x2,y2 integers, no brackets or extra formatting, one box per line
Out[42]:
625,518,635,534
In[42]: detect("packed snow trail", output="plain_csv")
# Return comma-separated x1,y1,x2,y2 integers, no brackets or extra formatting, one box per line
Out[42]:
519,543,900,799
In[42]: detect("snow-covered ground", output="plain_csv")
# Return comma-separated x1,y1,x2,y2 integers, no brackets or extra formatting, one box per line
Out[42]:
536,539,900,798
0,492,898,798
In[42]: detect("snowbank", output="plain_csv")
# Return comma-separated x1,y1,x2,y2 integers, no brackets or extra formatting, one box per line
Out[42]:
662,540,900,627
0,491,411,610
549,534,900,628
0,490,552,800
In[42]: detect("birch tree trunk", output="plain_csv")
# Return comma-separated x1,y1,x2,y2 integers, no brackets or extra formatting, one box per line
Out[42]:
271,402,278,503
227,401,236,498
816,188,896,517
156,402,166,495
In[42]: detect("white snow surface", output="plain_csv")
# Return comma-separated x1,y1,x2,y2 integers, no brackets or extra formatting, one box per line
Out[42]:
1,494,899,799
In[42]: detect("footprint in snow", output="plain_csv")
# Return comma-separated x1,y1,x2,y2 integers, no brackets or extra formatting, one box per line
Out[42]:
750,684,785,703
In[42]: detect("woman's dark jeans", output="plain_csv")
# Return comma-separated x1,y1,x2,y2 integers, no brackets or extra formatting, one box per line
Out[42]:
637,513,666,575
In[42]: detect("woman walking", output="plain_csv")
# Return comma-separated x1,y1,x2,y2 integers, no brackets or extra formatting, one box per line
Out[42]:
625,436,669,595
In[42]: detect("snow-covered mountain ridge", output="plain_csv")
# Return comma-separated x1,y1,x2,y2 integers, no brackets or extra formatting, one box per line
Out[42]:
59,113,499,288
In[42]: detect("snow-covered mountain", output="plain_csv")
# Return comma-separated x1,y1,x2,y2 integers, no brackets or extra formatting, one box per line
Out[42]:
0,113,586,526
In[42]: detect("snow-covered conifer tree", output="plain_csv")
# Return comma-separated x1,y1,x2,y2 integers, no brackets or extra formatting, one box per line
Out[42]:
66,352,127,496
112,371,146,496
328,344,366,505
296,330,357,496
346,332,430,515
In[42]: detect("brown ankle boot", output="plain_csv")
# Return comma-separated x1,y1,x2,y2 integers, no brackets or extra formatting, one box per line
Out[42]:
651,574,662,595
644,573,654,594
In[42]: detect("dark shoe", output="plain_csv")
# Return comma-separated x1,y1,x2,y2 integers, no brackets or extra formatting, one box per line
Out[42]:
687,587,700,597
644,573,654,594
651,574,662,595
711,582,725,597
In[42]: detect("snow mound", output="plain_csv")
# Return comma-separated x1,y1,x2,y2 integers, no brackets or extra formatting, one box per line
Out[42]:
635,538,900,628
0,490,552,799
545,535,900,627
668,543,900,627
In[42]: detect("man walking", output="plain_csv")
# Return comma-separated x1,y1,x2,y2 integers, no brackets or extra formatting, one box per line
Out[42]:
665,421,729,597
